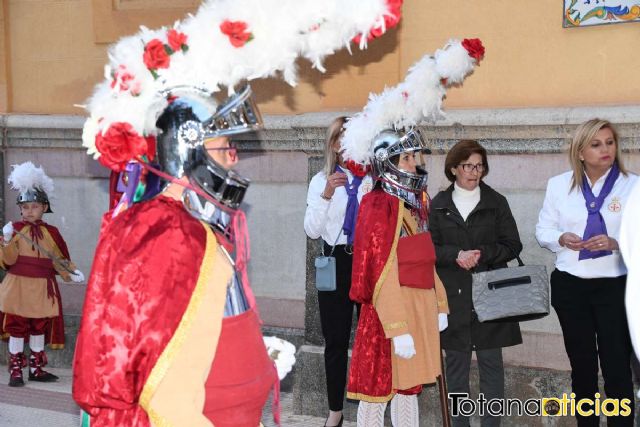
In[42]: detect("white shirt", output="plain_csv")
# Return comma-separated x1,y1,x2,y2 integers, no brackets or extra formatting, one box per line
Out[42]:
536,169,638,279
304,168,373,246
452,182,481,221
621,180,640,359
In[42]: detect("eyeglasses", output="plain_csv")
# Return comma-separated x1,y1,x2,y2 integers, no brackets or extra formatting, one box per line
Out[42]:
206,140,237,152
457,163,484,173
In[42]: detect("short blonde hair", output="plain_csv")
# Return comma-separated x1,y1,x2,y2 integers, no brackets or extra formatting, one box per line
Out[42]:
323,116,347,177
568,118,628,192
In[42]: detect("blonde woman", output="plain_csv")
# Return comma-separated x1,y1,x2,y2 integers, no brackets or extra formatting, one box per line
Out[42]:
536,119,637,427
304,116,373,427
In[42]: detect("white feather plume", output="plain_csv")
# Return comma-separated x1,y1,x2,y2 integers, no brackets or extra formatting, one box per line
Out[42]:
341,38,483,166
83,0,402,163
7,162,55,198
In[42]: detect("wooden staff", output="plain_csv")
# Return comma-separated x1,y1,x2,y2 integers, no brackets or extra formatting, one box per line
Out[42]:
437,348,452,427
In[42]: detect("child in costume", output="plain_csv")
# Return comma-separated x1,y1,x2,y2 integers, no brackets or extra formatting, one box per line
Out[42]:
0,162,84,387
71,1,403,426
340,38,485,426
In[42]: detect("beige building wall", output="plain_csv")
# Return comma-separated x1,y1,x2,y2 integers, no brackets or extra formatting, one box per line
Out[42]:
0,0,9,112
2,0,639,115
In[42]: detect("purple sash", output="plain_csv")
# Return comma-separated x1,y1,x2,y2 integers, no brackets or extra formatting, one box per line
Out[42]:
579,163,619,260
337,165,364,246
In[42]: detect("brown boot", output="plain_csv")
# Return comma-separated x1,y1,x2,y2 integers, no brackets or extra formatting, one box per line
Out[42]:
8,352,26,387
28,350,59,382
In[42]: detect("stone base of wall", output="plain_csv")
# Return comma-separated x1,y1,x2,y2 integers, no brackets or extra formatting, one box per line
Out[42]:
293,344,639,426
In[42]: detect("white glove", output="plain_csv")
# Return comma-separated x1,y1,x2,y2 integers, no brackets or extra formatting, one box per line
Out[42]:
392,334,416,359
263,336,297,380
438,313,449,332
70,269,85,283
3,221,13,242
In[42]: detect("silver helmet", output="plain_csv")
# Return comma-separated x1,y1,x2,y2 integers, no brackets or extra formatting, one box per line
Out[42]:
17,189,53,213
154,84,263,210
371,127,431,209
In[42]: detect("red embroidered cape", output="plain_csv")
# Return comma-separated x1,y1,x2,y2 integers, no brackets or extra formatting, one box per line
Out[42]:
72,197,207,426
0,221,70,347
12,221,71,260
347,189,402,401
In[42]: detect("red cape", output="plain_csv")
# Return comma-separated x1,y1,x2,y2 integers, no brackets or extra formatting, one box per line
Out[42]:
13,221,71,260
72,196,207,426
349,189,401,304
348,189,402,401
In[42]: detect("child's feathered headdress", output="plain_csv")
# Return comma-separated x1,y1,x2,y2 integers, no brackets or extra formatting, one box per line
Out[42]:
8,162,55,212
8,162,55,198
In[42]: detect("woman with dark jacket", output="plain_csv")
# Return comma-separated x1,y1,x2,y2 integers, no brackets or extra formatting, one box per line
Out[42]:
429,140,523,427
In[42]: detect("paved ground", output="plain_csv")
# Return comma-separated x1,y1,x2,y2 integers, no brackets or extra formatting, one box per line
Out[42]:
0,367,355,427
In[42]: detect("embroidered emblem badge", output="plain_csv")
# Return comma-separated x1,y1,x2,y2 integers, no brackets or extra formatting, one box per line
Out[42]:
361,182,373,194
608,197,622,213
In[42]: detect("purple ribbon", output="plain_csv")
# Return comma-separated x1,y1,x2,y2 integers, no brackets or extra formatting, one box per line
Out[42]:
337,165,364,246
578,162,619,260
117,162,142,204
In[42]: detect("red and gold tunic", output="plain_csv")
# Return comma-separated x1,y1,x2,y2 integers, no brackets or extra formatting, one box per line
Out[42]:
347,189,448,402
72,196,276,426
0,221,75,347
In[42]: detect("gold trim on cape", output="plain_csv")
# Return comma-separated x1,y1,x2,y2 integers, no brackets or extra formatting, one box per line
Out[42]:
139,225,217,426
372,199,404,305
347,391,395,403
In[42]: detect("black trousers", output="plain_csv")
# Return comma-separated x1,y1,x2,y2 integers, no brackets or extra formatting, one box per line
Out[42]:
551,269,634,427
445,348,504,427
318,243,359,411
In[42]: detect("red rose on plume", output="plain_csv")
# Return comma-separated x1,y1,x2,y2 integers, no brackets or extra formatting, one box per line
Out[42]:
220,20,253,48
95,122,150,172
352,0,403,44
461,38,485,62
384,0,402,28
143,39,171,75
167,29,188,52
345,160,371,178
110,65,140,95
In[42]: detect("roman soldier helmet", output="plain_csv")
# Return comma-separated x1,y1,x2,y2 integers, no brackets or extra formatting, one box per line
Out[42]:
153,85,261,209
81,0,405,213
8,162,54,213
341,38,485,208
370,127,431,208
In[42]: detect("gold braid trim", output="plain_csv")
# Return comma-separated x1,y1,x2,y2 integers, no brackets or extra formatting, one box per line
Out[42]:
139,225,217,427
383,321,408,332
372,199,404,305
347,391,395,403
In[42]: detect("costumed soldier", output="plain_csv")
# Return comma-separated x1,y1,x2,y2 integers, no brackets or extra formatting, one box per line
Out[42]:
71,0,403,426
340,38,485,426
0,162,85,387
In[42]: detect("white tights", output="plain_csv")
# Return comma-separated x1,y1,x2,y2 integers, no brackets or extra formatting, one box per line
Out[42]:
356,394,419,427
